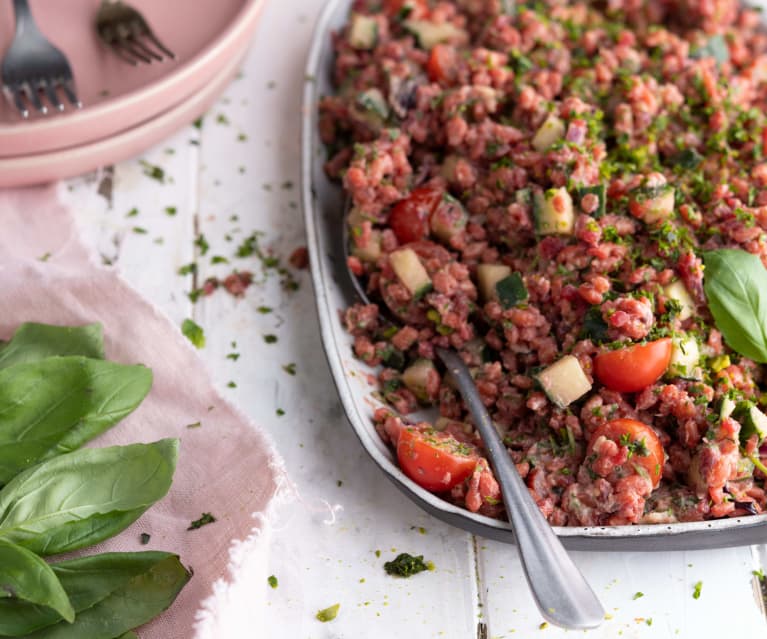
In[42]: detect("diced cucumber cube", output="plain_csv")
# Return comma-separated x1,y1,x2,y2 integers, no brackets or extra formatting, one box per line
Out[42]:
535,355,592,408
667,333,700,379
402,358,437,402
663,280,696,321
351,229,382,263
348,13,378,50
403,19,466,49
390,248,432,299
734,401,767,445
477,264,511,302
534,187,575,235
531,115,565,152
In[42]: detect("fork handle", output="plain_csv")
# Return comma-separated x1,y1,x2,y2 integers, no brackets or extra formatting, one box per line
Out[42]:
12,0,34,34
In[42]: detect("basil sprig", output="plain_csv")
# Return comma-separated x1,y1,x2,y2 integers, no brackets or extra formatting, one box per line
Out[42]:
0,552,190,638
0,357,152,485
703,249,767,364
0,539,75,632
0,323,105,369
704,255,767,495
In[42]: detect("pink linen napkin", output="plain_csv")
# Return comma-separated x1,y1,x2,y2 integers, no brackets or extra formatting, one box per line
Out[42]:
0,187,289,638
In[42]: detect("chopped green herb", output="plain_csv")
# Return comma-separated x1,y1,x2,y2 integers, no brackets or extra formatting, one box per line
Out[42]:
227,381,237,388
268,575,278,589
383,553,432,578
315,603,340,622
633,591,644,600
263,334,278,344
126,207,139,217
692,581,703,599
193,117,204,129
188,513,216,530
140,532,151,545
164,206,177,216
195,234,210,256
496,273,528,309
276,408,285,417
181,319,205,349
178,262,197,276
216,113,230,125
283,363,296,376
211,255,229,265
186,422,202,429
38,252,51,262
132,227,148,235
139,160,165,182
237,133,248,142
227,352,240,361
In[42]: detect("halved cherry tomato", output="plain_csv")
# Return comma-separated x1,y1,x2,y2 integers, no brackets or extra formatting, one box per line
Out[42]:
427,44,458,84
382,0,429,19
388,186,443,244
594,338,672,393
397,426,478,491
587,418,664,488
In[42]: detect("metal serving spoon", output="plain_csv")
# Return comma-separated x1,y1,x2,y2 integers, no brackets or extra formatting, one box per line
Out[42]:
344,207,604,630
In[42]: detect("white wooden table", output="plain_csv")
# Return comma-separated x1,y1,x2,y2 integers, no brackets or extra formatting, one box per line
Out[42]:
58,1,767,637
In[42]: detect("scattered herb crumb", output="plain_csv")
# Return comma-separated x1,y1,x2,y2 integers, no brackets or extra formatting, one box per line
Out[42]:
227,352,240,361
633,592,644,600
539,622,548,630
195,234,210,256
165,206,177,216
237,133,248,142
753,569,765,580
315,603,340,623
178,262,197,276
38,252,51,262
383,553,433,578
216,113,229,125
132,226,148,235
282,363,296,376
126,207,139,217
139,160,165,182
692,581,703,599
188,513,216,530
263,334,278,344
140,533,151,545
336,479,342,487
646,618,653,626
257,306,273,314
227,381,237,388
211,255,229,265
267,575,278,589
374,550,381,558
186,422,202,429
276,408,285,417
281,180,294,190
193,117,204,129
181,319,205,349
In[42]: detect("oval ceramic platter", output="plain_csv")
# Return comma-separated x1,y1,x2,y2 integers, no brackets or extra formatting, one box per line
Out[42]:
301,0,767,550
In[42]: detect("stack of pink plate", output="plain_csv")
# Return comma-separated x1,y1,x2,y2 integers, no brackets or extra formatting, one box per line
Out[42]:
0,0,265,187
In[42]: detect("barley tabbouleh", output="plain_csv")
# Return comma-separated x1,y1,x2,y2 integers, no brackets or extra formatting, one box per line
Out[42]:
320,0,767,526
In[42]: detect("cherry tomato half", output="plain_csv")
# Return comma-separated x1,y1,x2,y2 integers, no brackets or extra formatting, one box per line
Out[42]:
382,0,429,19
388,186,443,244
594,338,672,393
397,426,478,492
427,44,458,83
587,418,664,488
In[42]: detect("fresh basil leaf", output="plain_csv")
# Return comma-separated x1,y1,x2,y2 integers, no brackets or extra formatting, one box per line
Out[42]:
0,323,104,369
0,440,178,556
496,273,528,309
0,552,177,636
0,539,74,634
0,357,153,484
702,249,767,363
23,555,190,639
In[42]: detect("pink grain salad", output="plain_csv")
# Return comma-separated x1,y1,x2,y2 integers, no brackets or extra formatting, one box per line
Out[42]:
320,0,767,526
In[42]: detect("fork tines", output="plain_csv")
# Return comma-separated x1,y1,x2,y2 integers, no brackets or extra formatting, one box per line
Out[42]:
97,4,176,68
2,79,80,118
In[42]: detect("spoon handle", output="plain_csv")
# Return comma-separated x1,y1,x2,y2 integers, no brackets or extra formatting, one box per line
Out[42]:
436,348,604,630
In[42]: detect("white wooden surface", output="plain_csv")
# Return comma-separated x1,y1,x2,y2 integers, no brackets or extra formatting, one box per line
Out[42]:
58,1,767,637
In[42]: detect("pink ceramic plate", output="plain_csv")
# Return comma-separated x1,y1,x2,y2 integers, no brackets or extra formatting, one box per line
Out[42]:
0,0,264,157
0,43,246,187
